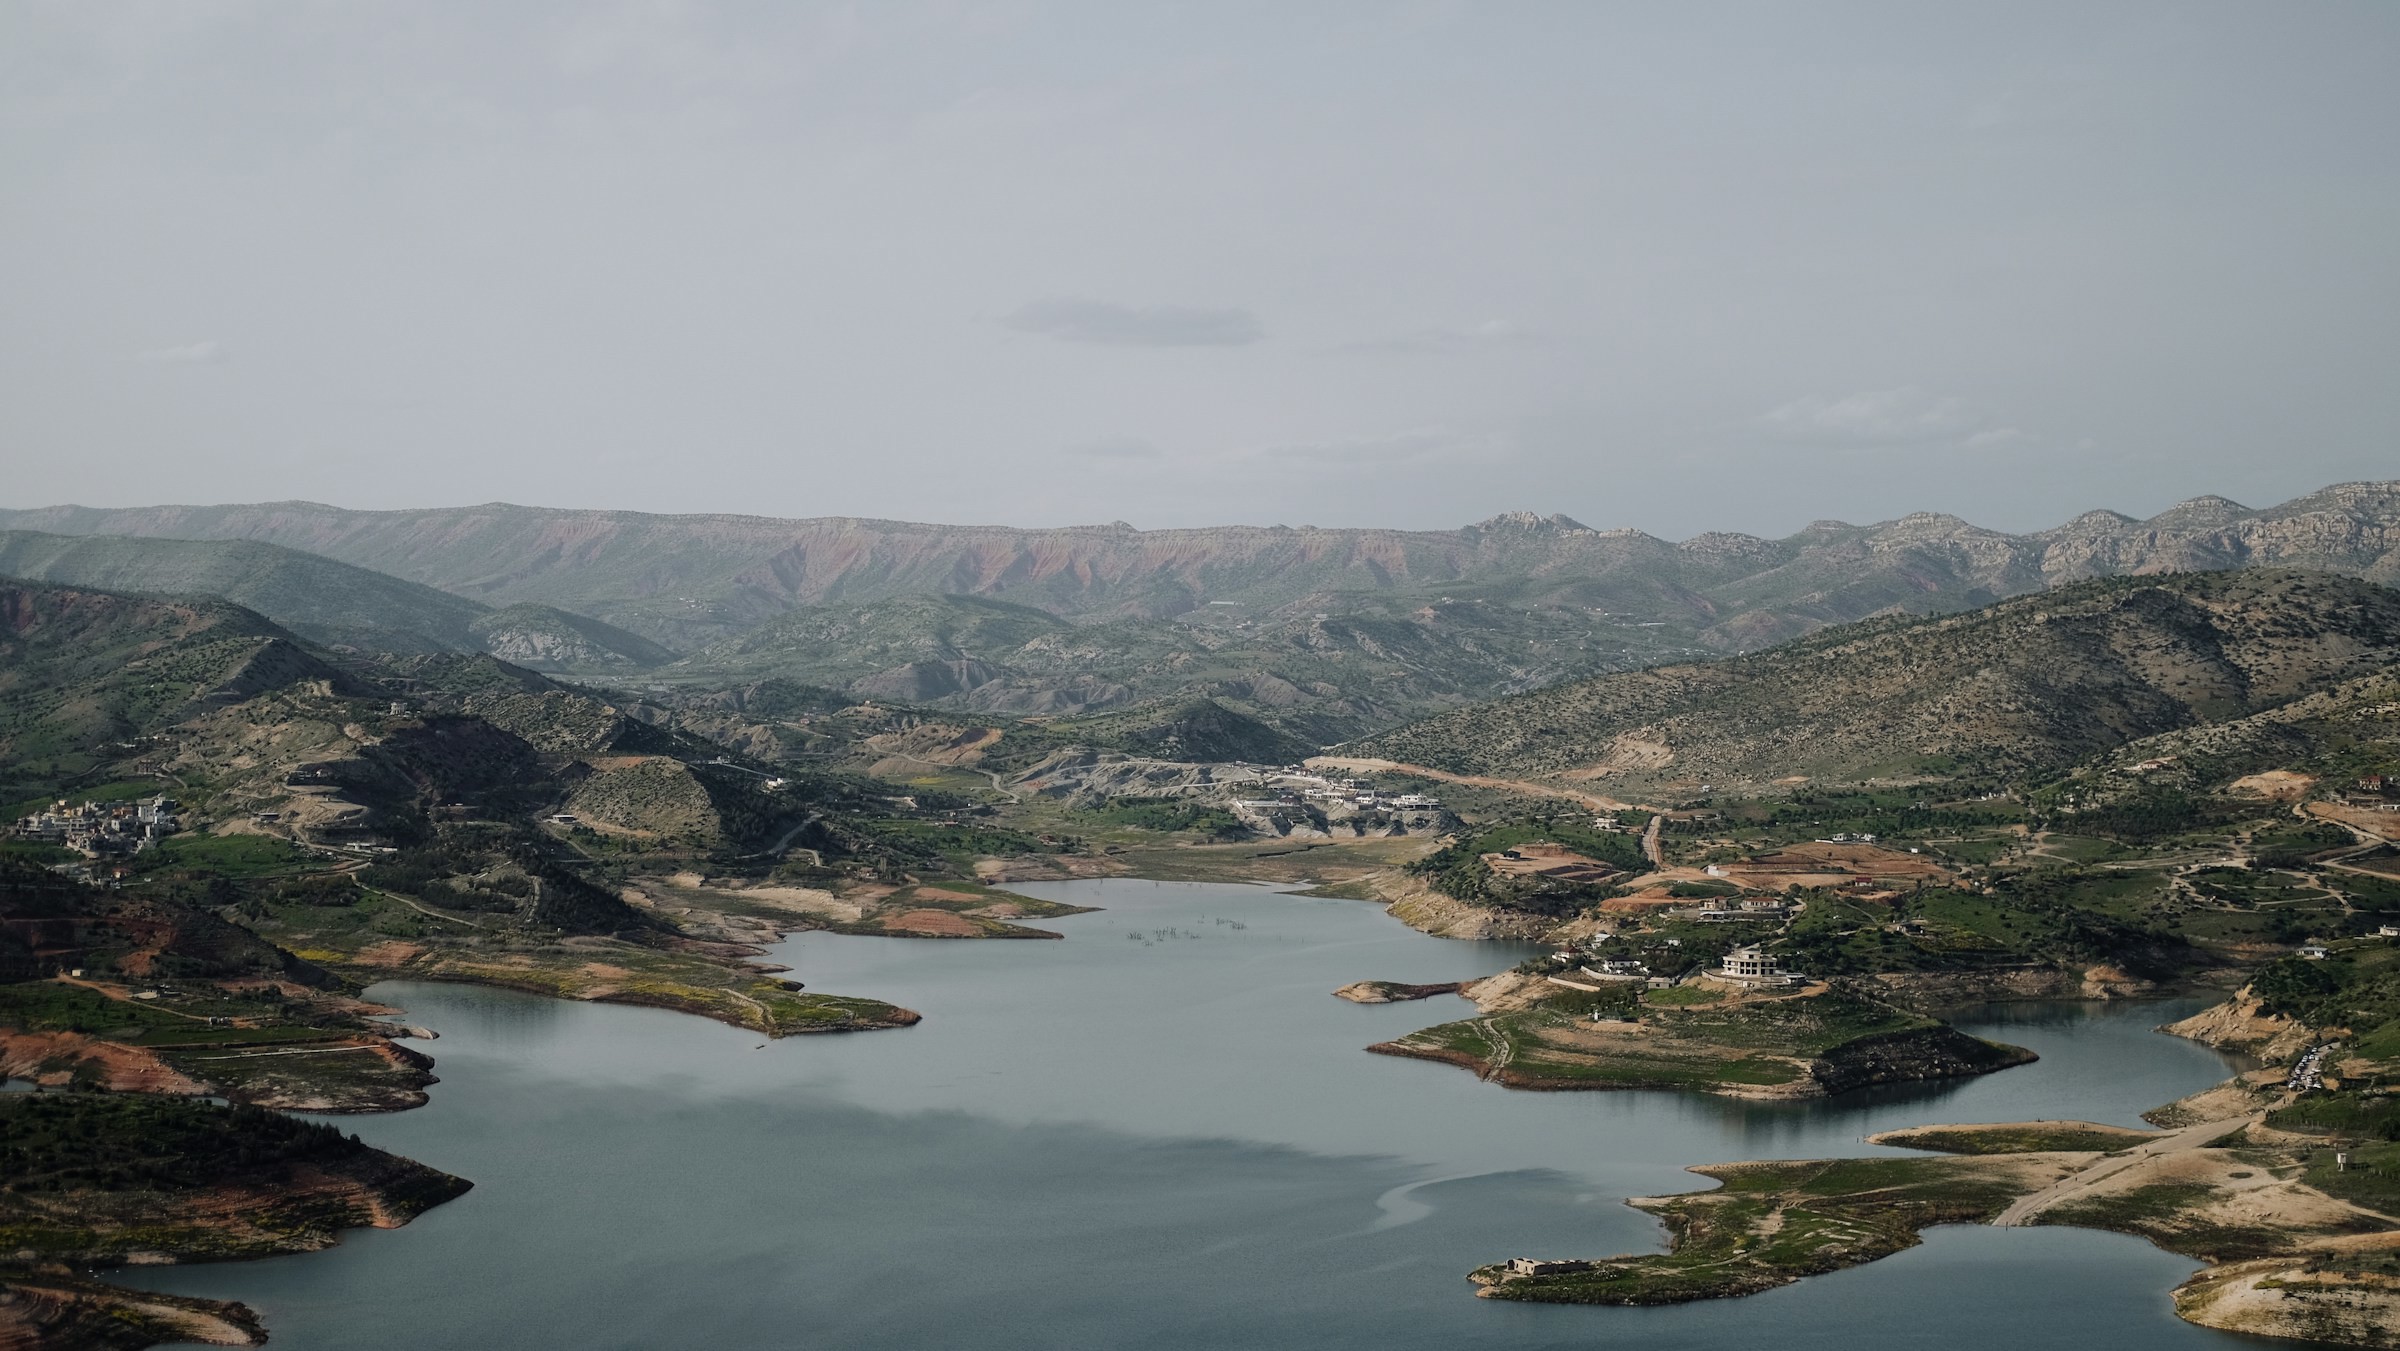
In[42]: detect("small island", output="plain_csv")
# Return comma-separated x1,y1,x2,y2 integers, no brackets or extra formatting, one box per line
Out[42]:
1368,973,2033,1098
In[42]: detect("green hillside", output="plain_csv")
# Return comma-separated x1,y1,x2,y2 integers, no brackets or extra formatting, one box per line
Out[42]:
1351,570,2400,793
1051,698,1316,764
0,529,488,653
0,581,349,778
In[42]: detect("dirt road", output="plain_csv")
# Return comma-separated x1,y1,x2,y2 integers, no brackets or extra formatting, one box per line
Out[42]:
1990,1115,2257,1227
1307,757,1649,813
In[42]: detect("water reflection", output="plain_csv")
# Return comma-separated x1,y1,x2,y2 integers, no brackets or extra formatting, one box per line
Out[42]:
116,878,2256,1350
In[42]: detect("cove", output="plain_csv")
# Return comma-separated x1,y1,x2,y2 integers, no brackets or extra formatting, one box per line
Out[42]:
128,878,2258,1349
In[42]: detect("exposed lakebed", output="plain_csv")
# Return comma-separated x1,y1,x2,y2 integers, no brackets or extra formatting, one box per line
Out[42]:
131,878,2257,1349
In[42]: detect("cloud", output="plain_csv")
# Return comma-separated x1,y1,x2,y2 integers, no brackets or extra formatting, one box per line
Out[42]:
1345,319,1541,353
1758,387,1990,446
136,340,222,364
1001,299,1262,347
1061,437,1163,460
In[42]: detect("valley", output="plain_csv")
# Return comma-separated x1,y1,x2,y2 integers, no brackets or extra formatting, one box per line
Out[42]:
4,485,2400,1347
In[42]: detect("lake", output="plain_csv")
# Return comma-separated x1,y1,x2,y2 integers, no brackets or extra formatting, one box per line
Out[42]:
131,877,2260,1349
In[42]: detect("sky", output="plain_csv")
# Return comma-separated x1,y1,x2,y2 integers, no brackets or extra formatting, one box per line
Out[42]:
2,1,2396,539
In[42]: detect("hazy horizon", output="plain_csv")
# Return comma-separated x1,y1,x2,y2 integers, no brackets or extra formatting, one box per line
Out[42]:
2,472,2393,545
5,3,2396,538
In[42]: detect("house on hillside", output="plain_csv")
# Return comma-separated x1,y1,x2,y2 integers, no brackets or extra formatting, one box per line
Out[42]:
1713,944,1800,988
1505,1258,1595,1278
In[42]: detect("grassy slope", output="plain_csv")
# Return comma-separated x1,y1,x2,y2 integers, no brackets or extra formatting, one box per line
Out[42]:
1353,570,2400,792
0,529,490,651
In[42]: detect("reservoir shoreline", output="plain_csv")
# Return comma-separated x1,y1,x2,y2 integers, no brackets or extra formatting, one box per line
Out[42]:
87,876,2282,1351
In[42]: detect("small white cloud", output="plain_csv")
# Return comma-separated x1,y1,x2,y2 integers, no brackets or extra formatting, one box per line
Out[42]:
136,340,222,364
1758,387,1985,446
1002,299,1262,347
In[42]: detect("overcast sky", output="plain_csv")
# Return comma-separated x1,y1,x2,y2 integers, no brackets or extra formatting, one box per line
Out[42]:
3,2,2395,538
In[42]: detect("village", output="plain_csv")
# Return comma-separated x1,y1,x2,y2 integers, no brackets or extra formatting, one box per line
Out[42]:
8,795,183,859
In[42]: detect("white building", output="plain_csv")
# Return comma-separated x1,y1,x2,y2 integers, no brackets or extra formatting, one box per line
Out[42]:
1713,944,1799,988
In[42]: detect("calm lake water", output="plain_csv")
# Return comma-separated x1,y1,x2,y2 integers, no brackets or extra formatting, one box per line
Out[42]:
130,878,2261,1349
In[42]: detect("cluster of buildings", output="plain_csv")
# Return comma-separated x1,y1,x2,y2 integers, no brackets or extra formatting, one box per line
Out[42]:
2341,775,2400,812
1272,771,1440,812
11,796,182,857
2288,1043,2332,1093
1693,898,1793,922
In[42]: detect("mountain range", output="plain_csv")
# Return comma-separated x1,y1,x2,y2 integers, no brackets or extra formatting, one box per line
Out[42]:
5,482,2394,653
5,481,2399,742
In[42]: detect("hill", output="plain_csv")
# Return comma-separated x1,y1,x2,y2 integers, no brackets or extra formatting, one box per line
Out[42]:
0,581,350,778
0,529,489,654
0,530,673,674
661,589,1696,740
1348,570,2400,794
1051,698,1315,765
467,604,677,671
6,482,2395,655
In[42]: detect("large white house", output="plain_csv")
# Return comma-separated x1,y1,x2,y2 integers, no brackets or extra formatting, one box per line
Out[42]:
1714,944,1800,989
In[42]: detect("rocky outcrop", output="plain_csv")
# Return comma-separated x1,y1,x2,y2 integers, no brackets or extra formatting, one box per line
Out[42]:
2174,1246,2400,1348
2165,990,2316,1060
1459,971,1556,1013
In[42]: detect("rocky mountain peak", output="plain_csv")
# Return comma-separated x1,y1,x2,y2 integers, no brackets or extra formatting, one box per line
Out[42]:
1469,511,1591,534
2146,495,2251,527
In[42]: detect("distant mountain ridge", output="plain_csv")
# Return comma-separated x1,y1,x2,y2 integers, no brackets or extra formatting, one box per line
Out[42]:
0,529,486,653
0,529,669,671
5,482,2394,653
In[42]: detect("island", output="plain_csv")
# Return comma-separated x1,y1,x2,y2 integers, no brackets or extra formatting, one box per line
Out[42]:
1467,966,2400,1349
1367,972,2034,1098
